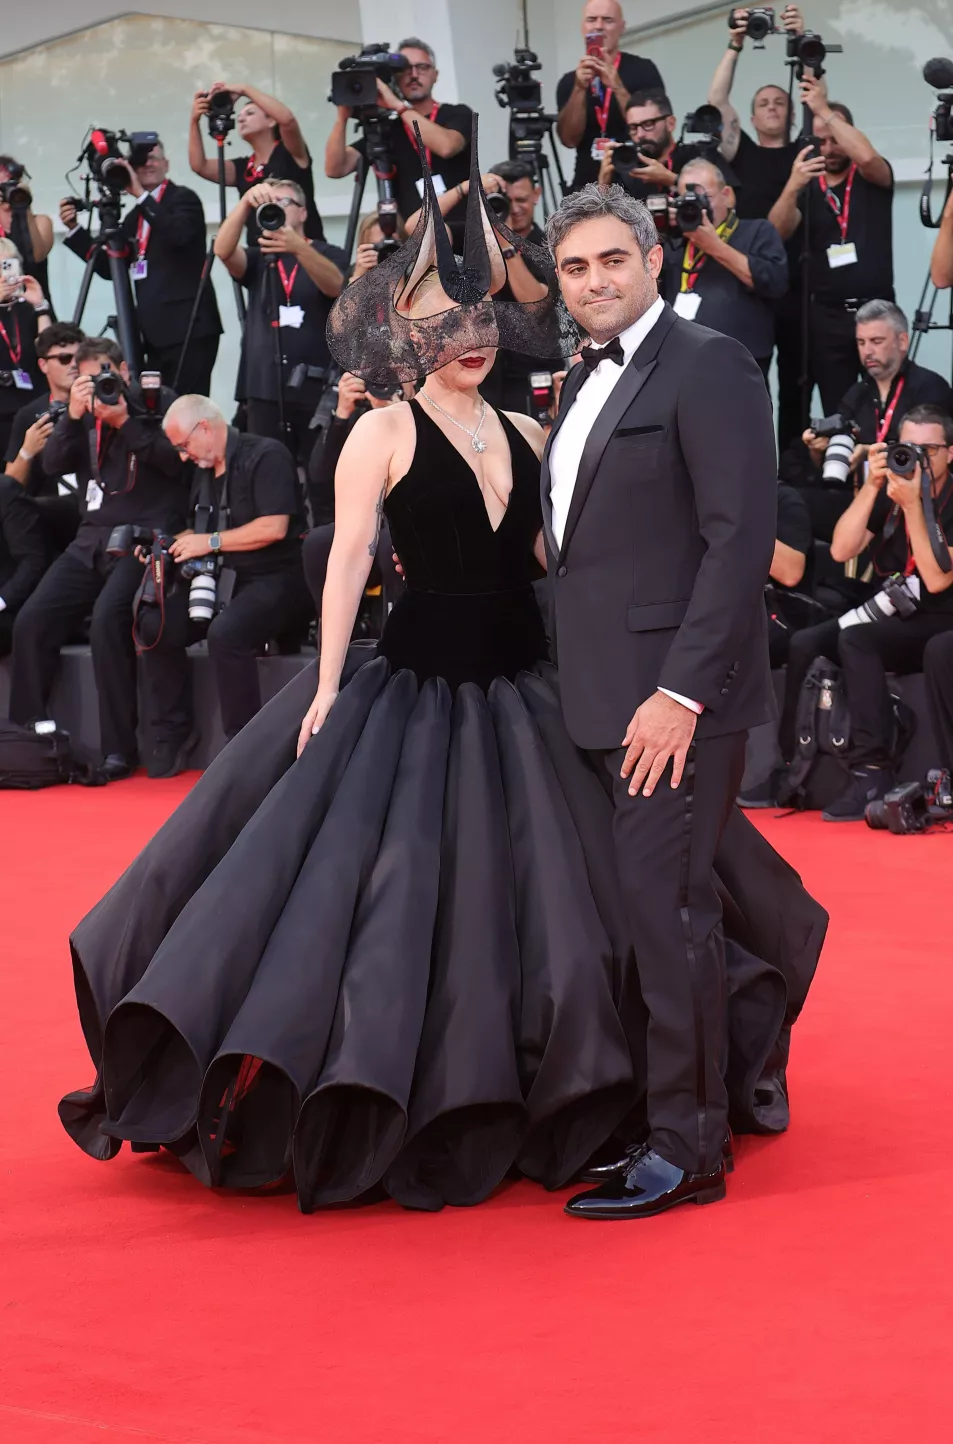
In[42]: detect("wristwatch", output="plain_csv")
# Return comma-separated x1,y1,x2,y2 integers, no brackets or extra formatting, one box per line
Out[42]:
209,532,222,553
500,245,516,260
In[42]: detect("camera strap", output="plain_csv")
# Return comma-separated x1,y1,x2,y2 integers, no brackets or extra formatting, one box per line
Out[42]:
592,54,621,135
402,103,439,168
875,376,905,442
680,212,738,291
921,467,953,573
194,463,230,535
134,179,168,260
0,311,22,366
818,165,857,241
90,419,137,494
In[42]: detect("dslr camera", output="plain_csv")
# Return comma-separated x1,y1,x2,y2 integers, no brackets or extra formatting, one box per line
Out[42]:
680,105,724,148
729,7,778,44
331,44,410,110
0,161,32,209
83,128,160,195
204,89,236,140
810,413,861,485
255,200,287,233
493,49,544,113
672,184,713,234
886,440,928,478
92,366,125,406
865,771,953,833
179,554,221,623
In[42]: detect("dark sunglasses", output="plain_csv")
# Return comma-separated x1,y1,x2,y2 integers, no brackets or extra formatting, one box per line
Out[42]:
44,352,79,365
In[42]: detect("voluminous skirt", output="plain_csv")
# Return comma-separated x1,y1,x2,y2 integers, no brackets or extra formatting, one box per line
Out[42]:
59,656,826,1213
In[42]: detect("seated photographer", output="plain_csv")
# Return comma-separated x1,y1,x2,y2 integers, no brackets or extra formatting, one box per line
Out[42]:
766,407,953,820
215,180,346,467
556,1,663,191
0,154,55,305
190,82,324,246
139,395,312,777
60,139,221,395
4,322,85,553
0,477,47,657
660,159,788,377
0,240,52,457
596,91,696,234
325,39,472,235
765,481,820,668
923,630,953,789
349,211,408,283
6,338,184,780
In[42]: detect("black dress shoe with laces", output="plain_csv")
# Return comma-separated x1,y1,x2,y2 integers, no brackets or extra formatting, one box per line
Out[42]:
579,1130,734,1184
565,1145,726,1220
99,752,138,782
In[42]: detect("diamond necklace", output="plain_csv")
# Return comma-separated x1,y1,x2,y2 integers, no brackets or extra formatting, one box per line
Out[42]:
420,390,488,453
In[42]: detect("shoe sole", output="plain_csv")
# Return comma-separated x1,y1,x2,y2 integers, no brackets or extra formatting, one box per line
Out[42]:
565,1180,727,1220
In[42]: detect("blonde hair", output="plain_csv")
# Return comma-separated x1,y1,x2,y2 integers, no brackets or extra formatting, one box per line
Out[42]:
357,211,407,247
0,237,22,261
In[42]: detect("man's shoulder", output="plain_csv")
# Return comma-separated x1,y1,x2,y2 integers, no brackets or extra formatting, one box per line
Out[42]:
163,179,202,205
436,102,473,131
907,360,953,403
619,51,661,80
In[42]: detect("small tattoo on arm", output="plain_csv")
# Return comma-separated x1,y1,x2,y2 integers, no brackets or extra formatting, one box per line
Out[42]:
368,482,386,558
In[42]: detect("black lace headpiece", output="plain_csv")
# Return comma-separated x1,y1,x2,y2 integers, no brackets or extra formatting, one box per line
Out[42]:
326,114,579,386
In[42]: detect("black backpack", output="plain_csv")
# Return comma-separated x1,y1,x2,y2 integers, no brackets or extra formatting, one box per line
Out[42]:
0,719,104,790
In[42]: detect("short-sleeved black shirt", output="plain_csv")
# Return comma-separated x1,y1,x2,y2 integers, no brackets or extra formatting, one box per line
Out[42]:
555,52,665,190
233,140,325,244
353,104,474,228
801,164,895,305
241,240,347,403
867,481,953,614
730,131,802,221
776,482,814,593
838,360,953,446
193,429,302,575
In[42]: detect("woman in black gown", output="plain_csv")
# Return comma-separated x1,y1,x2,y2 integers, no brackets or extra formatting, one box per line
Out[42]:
58,128,826,1213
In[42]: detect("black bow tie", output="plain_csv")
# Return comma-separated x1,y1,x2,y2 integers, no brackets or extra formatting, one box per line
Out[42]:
580,336,625,372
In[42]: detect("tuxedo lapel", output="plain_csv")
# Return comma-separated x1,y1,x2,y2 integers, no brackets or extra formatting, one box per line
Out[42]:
540,359,586,558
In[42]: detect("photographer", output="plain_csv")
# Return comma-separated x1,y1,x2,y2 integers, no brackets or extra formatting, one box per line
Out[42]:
214,180,346,465
4,322,84,553
596,91,697,231
190,82,324,246
0,239,52,457
349,211,407,282
770,82,894,413
0,154,55,303
140,395,312,776
556,1,664,190
769,407,953,819
661,159,788,376
6,338,185,779
60,139,221,395
325,39,473,233
0,478,47,656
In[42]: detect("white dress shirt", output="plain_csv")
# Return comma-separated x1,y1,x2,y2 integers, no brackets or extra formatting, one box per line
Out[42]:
547,294,703,715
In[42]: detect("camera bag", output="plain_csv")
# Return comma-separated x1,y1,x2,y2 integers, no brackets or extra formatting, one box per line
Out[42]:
0,719,104,790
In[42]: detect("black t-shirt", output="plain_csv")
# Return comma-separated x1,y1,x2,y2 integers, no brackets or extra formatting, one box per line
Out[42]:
776,482,814,593
241,241,348,403
801,164,894,305
614,142,697,233
353,105,474,227
661,218,789,360
0,301,41,419
194,429,302,575
838,360,953,445
234,140,325,245
731,131,801,221
867,481,953,614
4,393,62,498
556,52,664,190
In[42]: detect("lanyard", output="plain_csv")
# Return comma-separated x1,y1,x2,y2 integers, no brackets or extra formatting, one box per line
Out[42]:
680,213,739,292
403,103,439,170
818,164,857,242
92,418,136,493
277,260,299,303
134,179,168,261
875,375,905,443
593,54,621,137
0,309,22,365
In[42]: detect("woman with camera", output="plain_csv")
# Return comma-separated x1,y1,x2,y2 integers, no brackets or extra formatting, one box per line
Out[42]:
0,238,52,457
0,154,54,307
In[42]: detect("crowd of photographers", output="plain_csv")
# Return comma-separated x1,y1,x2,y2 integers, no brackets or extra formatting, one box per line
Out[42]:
1,0,953,828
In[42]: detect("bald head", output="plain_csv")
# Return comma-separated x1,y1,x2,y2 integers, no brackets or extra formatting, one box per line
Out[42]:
581,1,625,55
677,159,734,226
163,394,228,469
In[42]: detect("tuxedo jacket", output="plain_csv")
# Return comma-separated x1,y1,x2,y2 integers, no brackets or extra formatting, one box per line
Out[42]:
541,303,777,750
65,180,222,350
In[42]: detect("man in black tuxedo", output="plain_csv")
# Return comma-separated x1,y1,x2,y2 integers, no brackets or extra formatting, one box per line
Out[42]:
59,141,221,395
542,184,779,1220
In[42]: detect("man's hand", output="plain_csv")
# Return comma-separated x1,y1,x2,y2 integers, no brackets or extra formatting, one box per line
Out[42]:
802,426,830,464
780,4,804,32
687,213,724,254
590,57,622,93
335,372,367,419
727,9,749,44
631,153,677,187
597,147,616,186
94,394,129,430
376,78,405,114
21,416,54,458
191,89,211,122
258,225,306,256
573,55,600,91
798,73,830,115
786,143,826,193
170,532,213,562
243,181,280,210
21,275,47,308
866,441,891,491
620,691,698,797
59,198,79,231
68,374,95,420
886,465,923,513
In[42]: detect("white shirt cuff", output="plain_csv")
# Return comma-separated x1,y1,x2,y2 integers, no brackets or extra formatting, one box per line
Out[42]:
658,687,704,715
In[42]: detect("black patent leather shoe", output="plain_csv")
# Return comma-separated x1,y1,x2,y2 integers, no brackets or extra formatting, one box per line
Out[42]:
99,752,138,782
579,1130,734,1184
565,1145,726,1220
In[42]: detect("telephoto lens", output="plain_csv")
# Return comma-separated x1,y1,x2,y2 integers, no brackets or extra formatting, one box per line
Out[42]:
187,560,219,623
256,201,286,232
822,432,857,485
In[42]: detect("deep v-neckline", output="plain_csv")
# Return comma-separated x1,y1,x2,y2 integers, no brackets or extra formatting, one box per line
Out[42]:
412,398,514,535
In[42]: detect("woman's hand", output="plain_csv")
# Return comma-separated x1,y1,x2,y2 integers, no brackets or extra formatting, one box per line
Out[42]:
297,689,338,757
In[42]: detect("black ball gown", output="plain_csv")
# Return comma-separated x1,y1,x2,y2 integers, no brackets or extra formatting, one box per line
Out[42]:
59,400,826,1212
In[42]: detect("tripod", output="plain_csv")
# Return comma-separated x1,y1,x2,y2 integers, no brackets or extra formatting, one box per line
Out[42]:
506,112,567,220
910,163,953,375
71,193,143,375
341,112,400,265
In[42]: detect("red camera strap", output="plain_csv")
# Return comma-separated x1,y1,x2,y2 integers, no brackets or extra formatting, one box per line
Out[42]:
593,54,621,137
0,310,22,366
134,179,168,261
876,375,905,443
402,103,439,169
819,164,857,242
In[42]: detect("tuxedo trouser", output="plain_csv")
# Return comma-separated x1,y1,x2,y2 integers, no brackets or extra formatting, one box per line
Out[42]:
589,732,747,1175
924,630,953,775
144,335,219,398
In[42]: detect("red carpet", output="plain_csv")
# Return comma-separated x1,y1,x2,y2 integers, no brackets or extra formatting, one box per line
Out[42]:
2,778,951,1442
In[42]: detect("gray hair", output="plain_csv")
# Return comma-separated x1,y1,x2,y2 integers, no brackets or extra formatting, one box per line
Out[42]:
856,298,909,335
545,183,658,261
680,157,727,190
163,394,225,432
398,36,436,67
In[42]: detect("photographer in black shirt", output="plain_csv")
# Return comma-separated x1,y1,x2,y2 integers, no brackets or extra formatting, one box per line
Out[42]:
4,322,84,553
6,338,185,778
325,38,473,234
0,239,52,456
215,179,346,466
0,153,55,306
139,396,312,776
556,0,663,191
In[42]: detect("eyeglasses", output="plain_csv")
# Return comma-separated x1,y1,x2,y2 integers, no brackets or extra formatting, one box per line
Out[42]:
917,443,947,458
44,352,79,366
627,115,671,135
271,196,302,209
173,420,205,458
404,63,434,74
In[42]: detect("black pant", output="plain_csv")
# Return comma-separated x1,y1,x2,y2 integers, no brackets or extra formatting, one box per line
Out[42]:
144,334,219,397
839,612,953,767
0,609,14,658
246,399,316,470
775,290,805,453
9,547,143,757
139,566,313,742
809,303,860,416
924,629,953,774
589,732,748,1175
301,523,401,618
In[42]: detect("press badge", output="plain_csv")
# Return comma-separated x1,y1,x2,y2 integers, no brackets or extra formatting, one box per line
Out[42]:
591,136,613,162
673,292,702,321
85,479,104,511
130,258,148,280
415,174,447,198
12,369,33,389
827,242,857,269
279,304,305,329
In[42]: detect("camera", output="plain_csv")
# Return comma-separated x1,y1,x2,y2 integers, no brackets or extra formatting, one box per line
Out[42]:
839,573,920,630
809,413,860,485
529,371,555,428
680,105,724,148
866,769,953,832
923,59,953,144
47,399,68,422
205,89,236,141
0,254,25,301
93,366,125,406
730,7,777,43
373,235,402,259
106,523,152,557
83,128,160,195
182,555,220,622
486,190,511,223
255,201,286,232
331,44,410,110
493,49,544,113
672,185,713,234
608,141,642,175
786,30,841,79
886,440,927,478
0,161,32,209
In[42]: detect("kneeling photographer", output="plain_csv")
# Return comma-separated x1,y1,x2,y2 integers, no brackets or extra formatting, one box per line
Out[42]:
660,158,788,376
6,338,184,780
772,407,953,820
139,396,312,777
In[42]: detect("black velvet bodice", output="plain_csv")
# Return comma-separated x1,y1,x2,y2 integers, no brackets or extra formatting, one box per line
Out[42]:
377,399,547,692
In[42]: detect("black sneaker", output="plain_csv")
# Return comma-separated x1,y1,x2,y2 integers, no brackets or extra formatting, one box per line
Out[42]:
147,730,199,780
822,767,893,822
738,768,786,808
